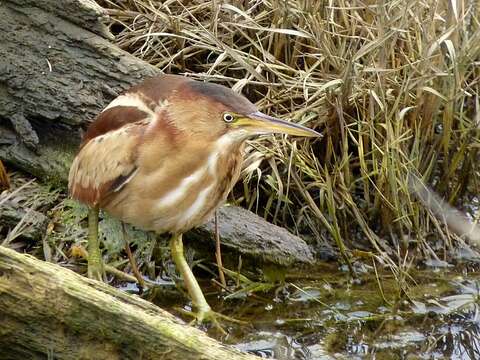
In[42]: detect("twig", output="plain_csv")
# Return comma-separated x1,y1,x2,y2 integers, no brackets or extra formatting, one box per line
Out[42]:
214,211,227,287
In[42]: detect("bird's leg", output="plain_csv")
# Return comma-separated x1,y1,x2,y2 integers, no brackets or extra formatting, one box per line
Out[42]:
169,233,246,330
122,222,146,291
169,233,211,320
87,205,105,281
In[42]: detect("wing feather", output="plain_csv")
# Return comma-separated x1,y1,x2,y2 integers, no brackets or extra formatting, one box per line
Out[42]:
69,119,148,207
69,75,190,206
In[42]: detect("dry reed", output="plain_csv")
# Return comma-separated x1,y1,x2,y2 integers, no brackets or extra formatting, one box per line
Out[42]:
97,0,480,265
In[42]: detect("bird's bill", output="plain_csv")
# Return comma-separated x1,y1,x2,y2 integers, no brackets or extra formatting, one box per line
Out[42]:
236,111,322,137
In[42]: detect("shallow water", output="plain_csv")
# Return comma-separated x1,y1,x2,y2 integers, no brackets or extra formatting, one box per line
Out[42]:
145,260,480,359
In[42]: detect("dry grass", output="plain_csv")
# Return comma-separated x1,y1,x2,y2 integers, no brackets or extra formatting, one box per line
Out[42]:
97,0,480,265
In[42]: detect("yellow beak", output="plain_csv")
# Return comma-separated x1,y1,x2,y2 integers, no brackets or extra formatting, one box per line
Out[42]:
236,111,322,138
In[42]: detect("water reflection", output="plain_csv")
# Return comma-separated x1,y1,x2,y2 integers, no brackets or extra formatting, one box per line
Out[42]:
234,332,322,359
432,312,480,359
139,263,480,359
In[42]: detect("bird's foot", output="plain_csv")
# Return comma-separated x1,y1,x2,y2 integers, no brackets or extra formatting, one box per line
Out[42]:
87,262,105,282
178,306,246,335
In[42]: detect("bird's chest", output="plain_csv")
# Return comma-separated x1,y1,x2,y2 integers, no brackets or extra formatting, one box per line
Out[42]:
116,144,244,234
158,149,243,232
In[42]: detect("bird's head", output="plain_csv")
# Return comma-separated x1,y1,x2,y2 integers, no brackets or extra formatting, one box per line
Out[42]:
168,79,321,143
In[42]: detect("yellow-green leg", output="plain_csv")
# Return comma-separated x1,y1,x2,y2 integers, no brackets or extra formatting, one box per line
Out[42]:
170,233,247,330
169,233,211,320
87,206,104,281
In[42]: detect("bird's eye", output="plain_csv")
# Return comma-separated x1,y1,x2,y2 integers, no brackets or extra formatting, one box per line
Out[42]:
223,113,235,123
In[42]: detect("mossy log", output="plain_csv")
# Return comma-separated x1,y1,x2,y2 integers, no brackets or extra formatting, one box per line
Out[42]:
0,246,260,360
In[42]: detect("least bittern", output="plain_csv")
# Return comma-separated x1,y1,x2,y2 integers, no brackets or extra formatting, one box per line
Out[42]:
68,74,320,321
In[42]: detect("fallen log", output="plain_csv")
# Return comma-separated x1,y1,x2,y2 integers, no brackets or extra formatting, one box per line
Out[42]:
0,245,260,360
0,178,314,267
189,206,314,267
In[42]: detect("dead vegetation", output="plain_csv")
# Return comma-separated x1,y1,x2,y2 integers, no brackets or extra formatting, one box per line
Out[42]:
94,0,480,263
0,160,9,191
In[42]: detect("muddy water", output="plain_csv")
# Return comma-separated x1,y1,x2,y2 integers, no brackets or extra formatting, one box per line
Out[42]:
146,261,480,359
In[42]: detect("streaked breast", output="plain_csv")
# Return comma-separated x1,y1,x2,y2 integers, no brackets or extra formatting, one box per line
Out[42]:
103,134,244,234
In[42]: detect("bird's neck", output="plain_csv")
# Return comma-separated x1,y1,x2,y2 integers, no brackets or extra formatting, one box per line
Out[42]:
205,134,245,208
204,133,244,174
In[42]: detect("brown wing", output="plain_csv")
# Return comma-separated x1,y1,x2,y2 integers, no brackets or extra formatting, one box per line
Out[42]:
81,74,189,146
69,74,190,206
68,120,148,206
69,99,151,206
81,106,148,147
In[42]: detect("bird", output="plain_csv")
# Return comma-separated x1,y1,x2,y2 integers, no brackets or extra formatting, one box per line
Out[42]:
68,74,320,321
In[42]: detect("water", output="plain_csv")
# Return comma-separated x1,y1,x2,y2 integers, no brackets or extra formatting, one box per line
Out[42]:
143,261,480,359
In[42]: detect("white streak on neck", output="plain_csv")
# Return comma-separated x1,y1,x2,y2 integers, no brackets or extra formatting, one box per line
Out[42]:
176,183,215,225
103,93,154,117
154,133,236,210
156,169,204,209
206,133,235,174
